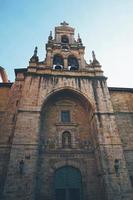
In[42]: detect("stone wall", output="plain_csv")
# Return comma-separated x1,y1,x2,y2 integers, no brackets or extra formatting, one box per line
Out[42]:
0,83,12,126
0,83,12,196
109,88,133,186
0,72,132,200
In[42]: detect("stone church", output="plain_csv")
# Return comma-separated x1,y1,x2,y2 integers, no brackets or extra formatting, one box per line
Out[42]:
0,22,133,200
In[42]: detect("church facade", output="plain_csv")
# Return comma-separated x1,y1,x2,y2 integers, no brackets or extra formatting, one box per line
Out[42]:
0,22,133,200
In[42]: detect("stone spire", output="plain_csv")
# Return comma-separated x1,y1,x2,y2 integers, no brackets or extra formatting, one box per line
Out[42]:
92,51,100,65
33,47,38,57
77,33,82,45
30,46,39,63
48,31,53,41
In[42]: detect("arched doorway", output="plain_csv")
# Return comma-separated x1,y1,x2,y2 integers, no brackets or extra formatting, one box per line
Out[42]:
54,166,83,200
35,89,104,200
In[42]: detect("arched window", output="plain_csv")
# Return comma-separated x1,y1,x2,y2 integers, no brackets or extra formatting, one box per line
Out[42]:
68,55,79,70
53,54,64,66
61,35,69,44
53,54,64,70
62,131,71,148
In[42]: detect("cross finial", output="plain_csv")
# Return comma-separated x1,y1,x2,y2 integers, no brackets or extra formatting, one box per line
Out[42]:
60,21,69,26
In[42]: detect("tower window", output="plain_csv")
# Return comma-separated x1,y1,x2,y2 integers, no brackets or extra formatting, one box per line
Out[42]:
62,131,71,148
68,55,79,70
61,110,70,123
61,35,69,44
53,54,64,66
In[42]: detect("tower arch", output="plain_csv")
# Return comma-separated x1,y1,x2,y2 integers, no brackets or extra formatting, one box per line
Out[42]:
53,54,64,69
61,35,69,44
68,55,79,70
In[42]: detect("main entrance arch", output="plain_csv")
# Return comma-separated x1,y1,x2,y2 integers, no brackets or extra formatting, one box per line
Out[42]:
54,166,83,200
35,88,104,200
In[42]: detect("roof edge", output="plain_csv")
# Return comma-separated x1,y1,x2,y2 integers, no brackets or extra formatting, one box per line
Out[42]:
0,82,13,88
108,87,133,92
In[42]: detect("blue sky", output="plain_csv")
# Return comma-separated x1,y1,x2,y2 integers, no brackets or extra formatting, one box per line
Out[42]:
0,0,133,87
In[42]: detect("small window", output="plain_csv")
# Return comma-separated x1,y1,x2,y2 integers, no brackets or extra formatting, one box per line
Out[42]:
68,55,79,70
53,54,64,66
61,110,70,123
61,35,69,44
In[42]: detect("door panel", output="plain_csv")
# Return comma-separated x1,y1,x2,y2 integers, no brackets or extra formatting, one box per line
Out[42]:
55,188,80,200
69,188,80,200
55,189,66,200
54,166,82,200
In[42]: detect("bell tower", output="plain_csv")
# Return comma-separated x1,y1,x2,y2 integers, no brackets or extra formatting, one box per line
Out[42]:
45,21,85,70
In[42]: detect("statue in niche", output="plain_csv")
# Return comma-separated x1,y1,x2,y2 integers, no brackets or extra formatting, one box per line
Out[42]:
62,131,71,148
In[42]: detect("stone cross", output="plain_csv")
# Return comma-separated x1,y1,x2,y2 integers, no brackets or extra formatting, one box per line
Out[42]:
60,21,69,26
